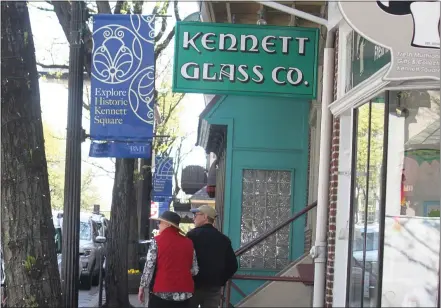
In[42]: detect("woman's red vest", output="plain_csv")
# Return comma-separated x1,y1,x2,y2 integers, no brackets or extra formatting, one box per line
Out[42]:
152,227,195,293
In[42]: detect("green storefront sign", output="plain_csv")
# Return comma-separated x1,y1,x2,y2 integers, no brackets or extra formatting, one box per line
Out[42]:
351,31,391,88
173,22,319,99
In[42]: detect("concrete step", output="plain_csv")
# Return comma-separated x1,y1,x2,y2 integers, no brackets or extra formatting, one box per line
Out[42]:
235,254,314,307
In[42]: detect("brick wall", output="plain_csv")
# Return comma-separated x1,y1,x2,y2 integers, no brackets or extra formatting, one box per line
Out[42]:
304,228,312,254
304,113,313,254
325,30,340,308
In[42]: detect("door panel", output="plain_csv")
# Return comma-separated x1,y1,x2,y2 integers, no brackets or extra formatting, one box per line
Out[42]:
228,150,308,304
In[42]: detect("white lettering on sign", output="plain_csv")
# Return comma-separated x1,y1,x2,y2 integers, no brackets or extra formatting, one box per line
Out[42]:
237,65,250,82
179,31,313,87
93,88,129,126
374,45,390,61
296,37,309,55
183,32,201,53
262,35,276,54
201,33,216,51
240,35,259,52
219,64,235,81
182,31,309,55
94,88,127,98
252,66,264,83
203,63,217,80
219,33,238,51
130,145,148,153
271,67,304,85
181,62,199,79
280,36,293,54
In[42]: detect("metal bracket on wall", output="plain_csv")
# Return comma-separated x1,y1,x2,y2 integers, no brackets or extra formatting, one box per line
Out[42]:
338,171,351,176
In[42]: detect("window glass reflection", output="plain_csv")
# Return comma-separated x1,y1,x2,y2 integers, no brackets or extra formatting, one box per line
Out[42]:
349,100,385,307
382,90,440,307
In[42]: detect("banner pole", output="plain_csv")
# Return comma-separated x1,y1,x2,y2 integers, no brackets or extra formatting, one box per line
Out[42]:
61,2,85,307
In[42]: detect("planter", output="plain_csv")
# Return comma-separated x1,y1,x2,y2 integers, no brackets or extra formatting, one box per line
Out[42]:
128,273,142,294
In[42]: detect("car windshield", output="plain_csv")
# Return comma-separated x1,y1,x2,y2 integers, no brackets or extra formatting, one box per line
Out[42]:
79,221,91,241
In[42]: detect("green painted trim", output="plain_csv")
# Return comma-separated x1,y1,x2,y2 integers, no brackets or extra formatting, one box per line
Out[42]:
205,95,227,120
172,86,318,100
204,116,235,236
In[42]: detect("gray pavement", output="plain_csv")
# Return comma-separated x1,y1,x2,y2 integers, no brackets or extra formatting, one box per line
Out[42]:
78,287,99,307
78,286,142,307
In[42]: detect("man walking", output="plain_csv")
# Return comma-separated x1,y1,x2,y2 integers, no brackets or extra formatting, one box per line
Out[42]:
187,205,238,308
138,211,199,308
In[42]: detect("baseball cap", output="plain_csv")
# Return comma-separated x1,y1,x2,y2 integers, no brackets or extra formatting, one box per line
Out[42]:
191,205,217,219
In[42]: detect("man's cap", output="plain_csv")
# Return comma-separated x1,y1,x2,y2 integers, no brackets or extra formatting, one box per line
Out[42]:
190,205,217,219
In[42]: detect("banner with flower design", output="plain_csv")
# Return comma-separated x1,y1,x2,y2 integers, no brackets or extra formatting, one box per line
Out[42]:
90,14,155,142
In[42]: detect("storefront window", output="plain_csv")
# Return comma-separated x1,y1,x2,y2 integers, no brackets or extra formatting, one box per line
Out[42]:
382,90,440,307
348,99,385,307
347,90,440,307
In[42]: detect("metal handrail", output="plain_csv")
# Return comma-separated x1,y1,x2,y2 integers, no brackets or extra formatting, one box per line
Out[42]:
235,201,317,257
222,201,318,307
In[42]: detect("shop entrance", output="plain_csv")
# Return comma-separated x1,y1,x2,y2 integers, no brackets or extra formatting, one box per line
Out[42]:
200,94,310,304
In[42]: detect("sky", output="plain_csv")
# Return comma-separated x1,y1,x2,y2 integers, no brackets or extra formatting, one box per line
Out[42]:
28,2,207,211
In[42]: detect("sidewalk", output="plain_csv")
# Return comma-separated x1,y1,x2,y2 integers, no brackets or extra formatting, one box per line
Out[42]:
86,291,142,308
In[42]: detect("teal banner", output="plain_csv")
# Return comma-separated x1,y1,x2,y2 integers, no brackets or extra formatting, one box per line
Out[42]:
173,22,319,99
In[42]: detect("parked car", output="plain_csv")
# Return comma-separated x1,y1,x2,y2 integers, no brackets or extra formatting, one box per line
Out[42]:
54,212,107,290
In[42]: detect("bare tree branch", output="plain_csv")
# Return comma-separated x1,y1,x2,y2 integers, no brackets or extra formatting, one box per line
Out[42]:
29,3,54,12
154,26,175,58
155,58,172,79
151,2,161,15
154,1,170,43
154,1,181,58
161,94,184,126
37,62,69,69
51,1,93,76
83,159,115,178
173,0,181,22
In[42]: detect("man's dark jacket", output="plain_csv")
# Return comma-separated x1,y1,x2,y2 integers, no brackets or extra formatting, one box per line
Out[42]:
187,224,238,288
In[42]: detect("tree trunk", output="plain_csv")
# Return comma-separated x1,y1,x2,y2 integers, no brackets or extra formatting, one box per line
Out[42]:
104,159,134,308
1,2,63,307
137,158,153,240
127,162,138,270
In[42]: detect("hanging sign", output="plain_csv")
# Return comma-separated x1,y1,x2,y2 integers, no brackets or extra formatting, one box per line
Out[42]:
152,195,173,203
150,200,170,218
153,157,174,197
350,31,391,89
152,196,172,216
173,22,319,99
90,14,156,141
89,141,151,158
339,1,440,81
158,201,170,216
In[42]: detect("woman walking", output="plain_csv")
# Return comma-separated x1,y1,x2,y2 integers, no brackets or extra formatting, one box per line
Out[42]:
138,211,198,308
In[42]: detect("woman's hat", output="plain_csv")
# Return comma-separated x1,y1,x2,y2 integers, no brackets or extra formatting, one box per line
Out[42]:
150,211,182,231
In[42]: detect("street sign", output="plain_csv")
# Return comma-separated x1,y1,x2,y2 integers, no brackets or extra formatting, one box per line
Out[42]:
153,157,174,198
173,22,319,99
